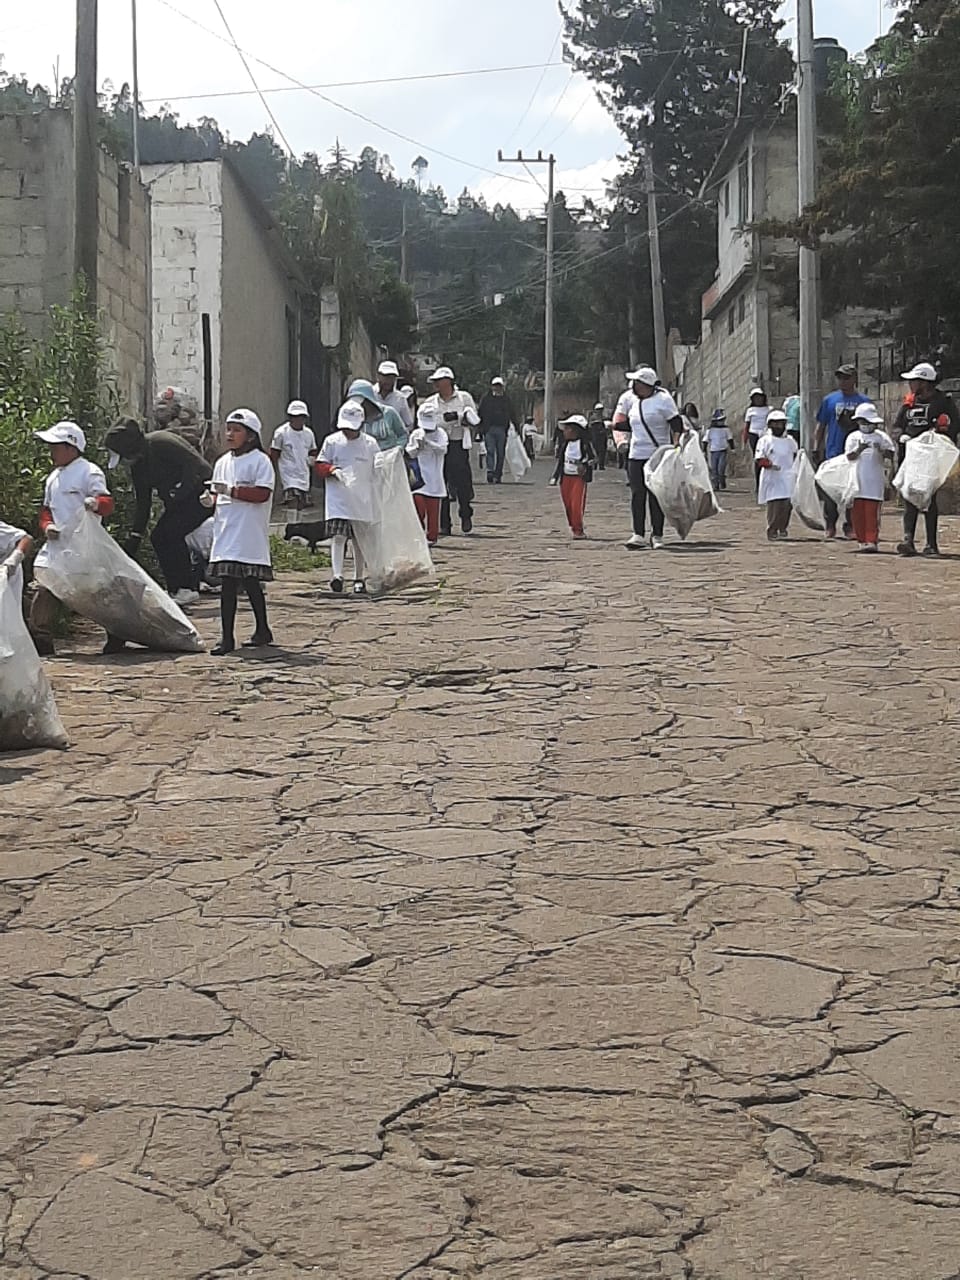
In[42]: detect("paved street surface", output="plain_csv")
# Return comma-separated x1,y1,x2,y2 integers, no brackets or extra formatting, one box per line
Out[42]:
3,462,960,1279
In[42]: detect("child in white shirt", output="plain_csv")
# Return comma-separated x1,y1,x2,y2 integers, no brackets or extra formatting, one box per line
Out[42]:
316,401,380,594
845,402,896,553
705,409,734,491
270,401,318,509
551,415,597,539
204,409,275,655
755,410,798,540
406,405,449,547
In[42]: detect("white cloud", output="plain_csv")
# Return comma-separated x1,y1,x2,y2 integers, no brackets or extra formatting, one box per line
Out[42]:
473,155,624,215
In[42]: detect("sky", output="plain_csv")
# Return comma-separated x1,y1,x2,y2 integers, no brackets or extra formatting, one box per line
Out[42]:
1,0,890,214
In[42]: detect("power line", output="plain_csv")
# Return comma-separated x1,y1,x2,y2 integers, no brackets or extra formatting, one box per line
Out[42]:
501,29,563,151
209,0,294,159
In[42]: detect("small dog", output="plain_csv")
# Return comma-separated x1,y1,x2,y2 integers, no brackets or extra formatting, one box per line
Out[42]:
284,521,330,553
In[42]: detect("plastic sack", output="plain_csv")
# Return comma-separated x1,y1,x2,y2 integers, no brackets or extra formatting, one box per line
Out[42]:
506,427,532,482
792,450,826,531
185,517,214,559
34,510,204,653
350,447,435,597
0,566,68,751
814,455,858,516
644,432,720,540
893,430,960,512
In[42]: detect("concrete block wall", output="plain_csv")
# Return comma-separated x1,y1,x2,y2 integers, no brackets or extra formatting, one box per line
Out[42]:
96,149,151,415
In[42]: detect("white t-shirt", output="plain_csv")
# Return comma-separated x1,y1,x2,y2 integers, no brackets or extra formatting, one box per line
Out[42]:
628,390,679,461
706,425,734,452
406,426,449,499
845,429,895,501
319,431,379,523
271,422,318,492
209,450,275,567
756,433,798,504
0,520,27,560
421,390,480,443
43,456,110,529
613,390,636,423
563,440,583,476
745,405,771,438
379,386,414,430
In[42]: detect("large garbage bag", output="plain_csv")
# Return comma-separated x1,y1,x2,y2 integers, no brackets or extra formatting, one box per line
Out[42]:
34,510,204,653
350,447,435,597
814,455,858,517
792,449,826,531
893,430,960,512
644,433,720,540
0,566,68,751
505,427,532,482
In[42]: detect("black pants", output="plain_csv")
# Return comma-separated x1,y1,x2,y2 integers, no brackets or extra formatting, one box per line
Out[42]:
748,432,763,492
903,491,939,547
628,458,664,538
815,484,853,536
590,426,607,469
151,494,209,592
441,441,474,532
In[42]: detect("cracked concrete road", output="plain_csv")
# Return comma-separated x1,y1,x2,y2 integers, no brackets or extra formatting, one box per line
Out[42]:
2,463,960,1279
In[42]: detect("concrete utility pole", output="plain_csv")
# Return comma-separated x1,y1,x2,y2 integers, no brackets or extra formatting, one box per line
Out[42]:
498,149,555,452
131,0,141,172
643,150,667,377
74,0,99,308
623,216,640,370
797,0,821,455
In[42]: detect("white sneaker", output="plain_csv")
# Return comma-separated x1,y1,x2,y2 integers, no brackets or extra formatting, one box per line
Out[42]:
625,533,646,550
171,588,200,606
651,536,664,550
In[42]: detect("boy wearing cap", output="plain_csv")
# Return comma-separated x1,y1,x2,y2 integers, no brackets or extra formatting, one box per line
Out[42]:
894,362,960,557
613,367,683,549
406,404,449,546
755,410,797,540
316,401,379,594
270,401,318,511
815,365,871,537
477,376,517,485
376,361,414,430
422,367,480,535
31,421,116,652
844,403,896,554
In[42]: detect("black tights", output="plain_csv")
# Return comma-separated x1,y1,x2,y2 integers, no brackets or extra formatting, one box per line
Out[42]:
220,576,269,643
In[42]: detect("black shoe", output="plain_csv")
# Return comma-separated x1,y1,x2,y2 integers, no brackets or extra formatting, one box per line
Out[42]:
486,476,495,485
32,634,55,656
243,630,274,647
922,544,941,558
461,517,473,535
211,639,235,657
897,540,917,557
494,477,502,485
102,636,128,655
330,577,344,594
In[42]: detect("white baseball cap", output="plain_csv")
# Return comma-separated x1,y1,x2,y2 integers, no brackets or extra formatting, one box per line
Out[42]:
400,385,415,398
225,408,264,440
429,366,455,382
749,386,766,398
35,421,86,452
286,399,309,418
418,404,440,429
902,362,938,382
594,403,604,411
559,414,588,429
626,367,658,387
853,402,883,424
767,409,788,424
338,401,365,431
491,376,505,386
378,360,399,377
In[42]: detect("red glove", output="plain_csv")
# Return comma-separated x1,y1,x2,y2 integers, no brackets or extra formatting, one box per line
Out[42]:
936,414,951,432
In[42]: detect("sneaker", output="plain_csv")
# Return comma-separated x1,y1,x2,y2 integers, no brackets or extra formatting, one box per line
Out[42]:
896,540,917,557
825,526,838,540
353,581,368,595
863,543,879,554
767,532,779,542
211,640,235,657
171,588,200,606
330,577,344,594
922,544,941,558
779,531,790,540
651,536,664,550
572,531,586,540
625,533,646,550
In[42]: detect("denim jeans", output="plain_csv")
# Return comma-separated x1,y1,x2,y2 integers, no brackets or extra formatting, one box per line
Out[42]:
709,450,728,488
484,427,507,481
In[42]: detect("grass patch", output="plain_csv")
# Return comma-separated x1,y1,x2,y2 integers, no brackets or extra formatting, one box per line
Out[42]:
270,534,330,573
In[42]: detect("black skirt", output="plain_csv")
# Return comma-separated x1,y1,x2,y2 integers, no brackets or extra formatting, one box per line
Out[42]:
210,561,274,581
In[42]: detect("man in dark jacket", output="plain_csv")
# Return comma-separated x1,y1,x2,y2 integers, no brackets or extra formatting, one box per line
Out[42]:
477,377,517,485
104,419,212,603
894,362,960,557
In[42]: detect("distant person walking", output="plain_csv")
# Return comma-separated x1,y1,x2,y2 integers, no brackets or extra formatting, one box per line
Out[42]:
894,362,960,557
588,403,607,470
614,366,682,550
375,361,414,430
705,409,734,491
422,366,480,535
552,415,597,539
477,376,517,485
743,388,771,491
755,409,797,541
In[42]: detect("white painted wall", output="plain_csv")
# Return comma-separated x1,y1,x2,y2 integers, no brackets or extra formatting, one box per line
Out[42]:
715,135,755,299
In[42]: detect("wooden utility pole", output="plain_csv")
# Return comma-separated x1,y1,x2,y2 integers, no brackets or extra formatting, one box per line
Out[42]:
643,150,667,376
497,150,556,452
74,0,99,307
797,0,821,456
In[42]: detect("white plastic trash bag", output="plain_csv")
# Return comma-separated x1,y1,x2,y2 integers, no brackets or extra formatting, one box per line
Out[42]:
505,427,532,482
893,430,960,512
644,432,720,540
0,566,68,751
814,455,858,517
185,517,215,559
350,447,435,597
34,509,204,653
792,449,826,531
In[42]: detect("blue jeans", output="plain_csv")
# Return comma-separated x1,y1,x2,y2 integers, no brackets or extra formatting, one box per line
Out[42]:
709,450,728,488
485,427,507,481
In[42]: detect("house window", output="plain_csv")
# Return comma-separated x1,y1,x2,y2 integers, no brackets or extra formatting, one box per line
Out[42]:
723,181,730,219
727,308,735,336
737,151,750,226
738,294,747,325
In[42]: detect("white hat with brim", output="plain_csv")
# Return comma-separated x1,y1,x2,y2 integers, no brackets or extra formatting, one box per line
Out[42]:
226,408,264,441
378,360,400,377
853,403,883,424
34,421,86,452
559,414,589,429
594,403,604,411
338,401,365,431
767,410,788,425
902,362,938,382
286,400,309,418
626,367,658,387
429,366,455,382
418,405,440,428
749,387,766,398
491,376,505,386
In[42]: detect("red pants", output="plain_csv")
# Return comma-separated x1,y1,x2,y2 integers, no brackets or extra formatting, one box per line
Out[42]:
560,474,588,535
414,493,441,544
851,498,881,545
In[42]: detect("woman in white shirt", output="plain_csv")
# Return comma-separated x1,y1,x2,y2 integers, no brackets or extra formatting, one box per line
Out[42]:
844,402,896,553
755,410,798,540
613,367,683,549
743,388,772,492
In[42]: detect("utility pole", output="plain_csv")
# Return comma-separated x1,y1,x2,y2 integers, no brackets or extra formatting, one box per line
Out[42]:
400,195,409,285
131,0,141,172
623,215,639,369
797,0,821,456
643,150,667,376
498,149,555,452
74,0,99,308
